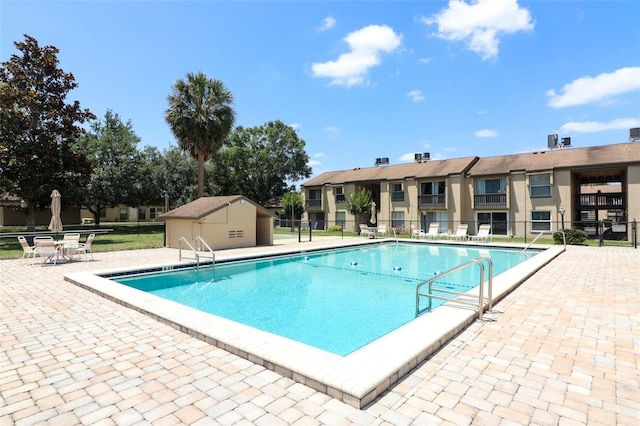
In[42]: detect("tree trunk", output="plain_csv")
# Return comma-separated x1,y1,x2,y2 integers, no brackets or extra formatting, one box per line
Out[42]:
197,152,205,198
26,203,36,232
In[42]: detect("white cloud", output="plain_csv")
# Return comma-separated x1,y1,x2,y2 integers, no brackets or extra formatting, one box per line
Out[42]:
422,0,534,61
313,152,327,158
308,159,322,167
311,24,402,87
477,109,488,115
559,117,640,134
407,89,425,102
419,57,432,64
289,123,301,130
399,153,417,162
546,67,640,108
324,126,341,137
475,128,497,138
318,16,336,32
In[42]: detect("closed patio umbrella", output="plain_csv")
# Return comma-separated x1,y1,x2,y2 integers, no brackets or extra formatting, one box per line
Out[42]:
370,201,377,225
48,189,63,232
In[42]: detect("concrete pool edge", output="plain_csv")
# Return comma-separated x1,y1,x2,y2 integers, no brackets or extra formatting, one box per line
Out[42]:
64,241,565,409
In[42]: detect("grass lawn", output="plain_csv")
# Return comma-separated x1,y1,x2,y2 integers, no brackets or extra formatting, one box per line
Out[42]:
1,223,630,260
0,223,164,260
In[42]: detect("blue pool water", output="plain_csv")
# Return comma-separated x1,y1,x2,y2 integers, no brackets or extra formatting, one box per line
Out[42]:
115,242,538,356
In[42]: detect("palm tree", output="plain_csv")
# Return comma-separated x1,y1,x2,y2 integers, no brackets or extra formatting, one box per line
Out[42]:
165,72,236,198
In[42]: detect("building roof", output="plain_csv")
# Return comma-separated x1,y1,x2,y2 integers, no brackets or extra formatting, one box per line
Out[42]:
302,143,640,187
468,142,640,176
159,195,274,220
302,156,479,187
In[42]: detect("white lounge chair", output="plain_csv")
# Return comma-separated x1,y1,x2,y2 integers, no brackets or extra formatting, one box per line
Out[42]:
448,224,468,241
410,224,425,238
423,223,444,240
376,224,388,238
359,224,373,238
470,224,492,242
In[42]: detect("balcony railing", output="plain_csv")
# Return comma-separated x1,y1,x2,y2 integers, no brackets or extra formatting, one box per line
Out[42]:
579,193,624,209
474,193,507,209
305,199,322,210
391,191,405,202
418,194,446,209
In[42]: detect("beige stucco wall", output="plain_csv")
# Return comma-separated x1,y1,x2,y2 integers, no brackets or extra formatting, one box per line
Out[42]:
165,201,273,250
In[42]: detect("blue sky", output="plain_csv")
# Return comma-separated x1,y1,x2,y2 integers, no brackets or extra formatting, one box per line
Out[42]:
2,0,639,183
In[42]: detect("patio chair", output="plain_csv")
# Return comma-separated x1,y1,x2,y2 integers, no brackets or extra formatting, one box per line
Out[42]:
359,224,373,238
18,236,36,262
410,224,425,238
70,233,95,260
470,224,492,242
447,224,468,241
423,223,444,240
32,237,60,265
376,224,388,238
60,233,81,259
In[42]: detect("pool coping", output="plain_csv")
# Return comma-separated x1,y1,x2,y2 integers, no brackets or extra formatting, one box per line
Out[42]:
64,239,564,408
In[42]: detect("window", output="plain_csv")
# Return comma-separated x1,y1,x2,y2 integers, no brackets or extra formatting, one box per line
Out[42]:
420,181,445,195
391,211,405,228
306,188,322,209
308,189,321,200
421,211,448,234
335,186,345,203
335,212,346,228
391,183,404,201
531,211,552,232
119,208,128,221
419,181,446,206
529,174,551,198
149,207,164,220
475,178,506,194
476,212,508,235
138,208,146,220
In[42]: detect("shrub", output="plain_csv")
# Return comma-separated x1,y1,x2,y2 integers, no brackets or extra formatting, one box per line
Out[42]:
328,225,342,232
553,228,587,245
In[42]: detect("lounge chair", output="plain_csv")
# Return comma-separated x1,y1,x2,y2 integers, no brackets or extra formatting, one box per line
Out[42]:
376,224,388,238
448,224,468,241
61,233,81,259
70,233,95,260
18,236,36,262
410,224,425,238
470,224,492,242
423,223,444,240
359,224,373,238
32,237,60,265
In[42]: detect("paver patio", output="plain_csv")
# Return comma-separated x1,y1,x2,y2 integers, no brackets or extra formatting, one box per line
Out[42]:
1,242,639,425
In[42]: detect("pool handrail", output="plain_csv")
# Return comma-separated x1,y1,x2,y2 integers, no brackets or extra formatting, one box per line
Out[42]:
195,236,215,267
415,256,493,320
522,230,566,252
179,236,215,269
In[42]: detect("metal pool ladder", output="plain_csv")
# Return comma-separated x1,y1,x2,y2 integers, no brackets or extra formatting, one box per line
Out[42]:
179,236,215,269
415,256,493,321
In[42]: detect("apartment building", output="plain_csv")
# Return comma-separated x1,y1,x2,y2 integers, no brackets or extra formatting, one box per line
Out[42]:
301,142,640,240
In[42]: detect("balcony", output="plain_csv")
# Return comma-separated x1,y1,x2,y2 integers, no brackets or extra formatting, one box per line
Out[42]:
305,199,322,210
418,194,446,209
474,193,507,209
391,191,405,202
579,193,624,209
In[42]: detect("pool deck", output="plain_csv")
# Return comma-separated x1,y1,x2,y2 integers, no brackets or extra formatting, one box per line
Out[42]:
2,240,639,424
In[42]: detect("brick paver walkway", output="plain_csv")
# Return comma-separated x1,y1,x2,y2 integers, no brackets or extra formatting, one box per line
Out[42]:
1,244,639,425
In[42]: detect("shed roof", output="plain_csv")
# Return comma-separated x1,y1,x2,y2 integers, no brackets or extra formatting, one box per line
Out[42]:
302,156,479,187
159,195,274,220
468,142,640,176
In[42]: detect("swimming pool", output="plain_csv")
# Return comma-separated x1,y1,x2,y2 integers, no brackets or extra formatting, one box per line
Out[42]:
114,243,535,356
65,239,564,408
